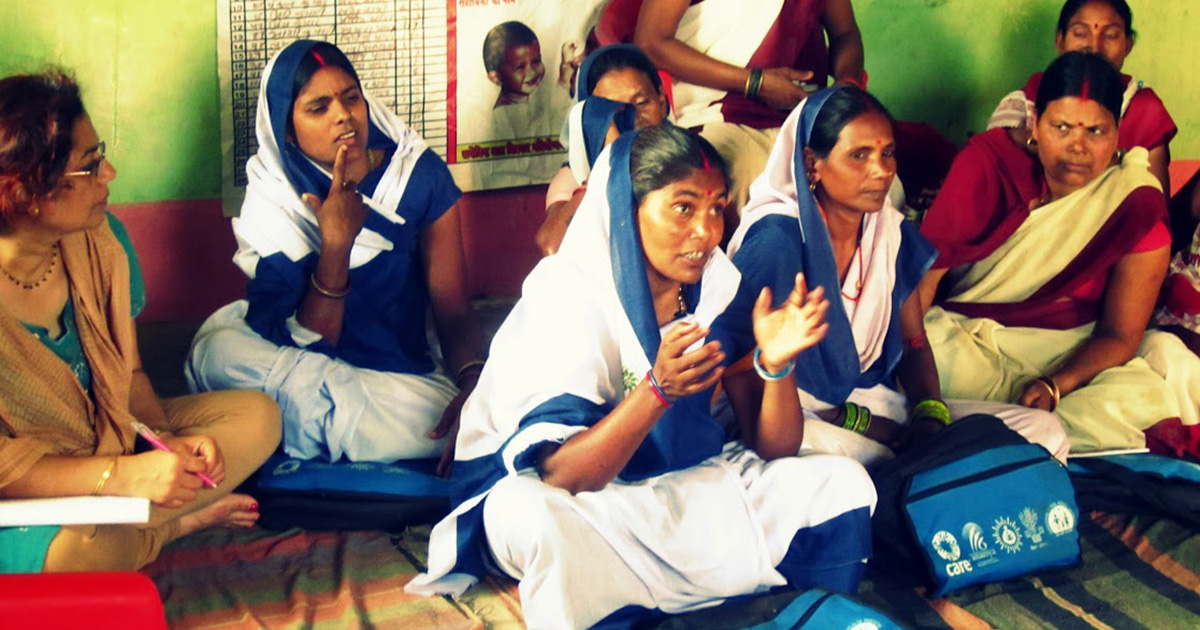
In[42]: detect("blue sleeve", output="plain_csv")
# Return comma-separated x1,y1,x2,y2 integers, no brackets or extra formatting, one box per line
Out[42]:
506,394,612,470
105,213,146,318
712,216,806,364
243,251,337,355
406,150,461,229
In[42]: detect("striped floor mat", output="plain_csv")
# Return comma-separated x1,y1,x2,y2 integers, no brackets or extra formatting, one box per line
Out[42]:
144,511,1199,629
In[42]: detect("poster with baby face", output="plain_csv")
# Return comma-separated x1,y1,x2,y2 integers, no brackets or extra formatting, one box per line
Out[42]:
449,0,607,191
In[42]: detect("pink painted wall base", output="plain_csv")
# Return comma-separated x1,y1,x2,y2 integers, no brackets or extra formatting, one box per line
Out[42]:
116,186,547,322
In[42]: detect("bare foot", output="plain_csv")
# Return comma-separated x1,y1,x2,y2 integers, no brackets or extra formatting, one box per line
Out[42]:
178,494,260,537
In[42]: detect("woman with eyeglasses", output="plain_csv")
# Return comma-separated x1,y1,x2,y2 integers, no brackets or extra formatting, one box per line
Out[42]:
0,70,281,572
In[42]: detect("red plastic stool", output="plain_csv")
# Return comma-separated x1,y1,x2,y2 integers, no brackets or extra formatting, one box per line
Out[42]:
0,572,166,629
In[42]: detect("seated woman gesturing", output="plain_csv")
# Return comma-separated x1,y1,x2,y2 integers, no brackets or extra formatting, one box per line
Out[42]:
0,71,280,572
921,52,1190,453
187,41,487,467
721,86,1067,466
407,125,876,629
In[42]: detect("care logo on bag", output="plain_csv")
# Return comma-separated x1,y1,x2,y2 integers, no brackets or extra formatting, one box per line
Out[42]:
932,530,973,577
962,522,998,566
1046,502,1076,536
992,516,1023,554
848,621,883,630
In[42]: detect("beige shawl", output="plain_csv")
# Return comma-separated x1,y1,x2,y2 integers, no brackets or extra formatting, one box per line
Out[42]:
0,220,137,488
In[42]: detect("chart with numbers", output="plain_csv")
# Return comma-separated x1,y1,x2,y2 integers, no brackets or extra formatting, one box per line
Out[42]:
217,0,606,212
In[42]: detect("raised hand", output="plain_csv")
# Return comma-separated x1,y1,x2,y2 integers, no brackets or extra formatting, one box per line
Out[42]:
752,273,829,371
301,145,368,251
651,321,726,401
559,41,584,93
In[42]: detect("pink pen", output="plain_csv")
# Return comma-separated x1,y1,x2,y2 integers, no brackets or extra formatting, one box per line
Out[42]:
131,421,218,489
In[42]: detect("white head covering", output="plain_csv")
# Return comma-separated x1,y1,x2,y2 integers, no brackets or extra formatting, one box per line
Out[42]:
409,129,741,596
233,40,431,277
726,88,914,404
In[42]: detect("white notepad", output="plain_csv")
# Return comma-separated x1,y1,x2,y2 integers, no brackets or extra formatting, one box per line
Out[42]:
0,496,151,527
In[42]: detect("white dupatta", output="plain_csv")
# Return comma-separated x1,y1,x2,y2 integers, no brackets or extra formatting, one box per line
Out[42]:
728,97,908,376
409,131,741,596
233,41,431,278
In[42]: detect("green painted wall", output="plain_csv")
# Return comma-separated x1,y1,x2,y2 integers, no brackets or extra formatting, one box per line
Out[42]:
0,0,1196,205
858,0,1199,153
0,0,219,203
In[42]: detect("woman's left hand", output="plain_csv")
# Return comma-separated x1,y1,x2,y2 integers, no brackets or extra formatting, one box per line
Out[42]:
431,372,480,477
752,273,830,371
162,435,226,486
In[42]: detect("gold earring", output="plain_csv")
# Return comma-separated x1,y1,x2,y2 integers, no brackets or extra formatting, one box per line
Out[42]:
1026,137,1037,149
809,181,817,193
31,207,40,217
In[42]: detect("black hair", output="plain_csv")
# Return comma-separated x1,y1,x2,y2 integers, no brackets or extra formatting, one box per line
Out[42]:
0,69,85,224
292,42,360,106
630,125,729,208
1035,51,1123,122
1056,0,1134,39
807,87,894,159
288,42,362,136
483,21,540,73
585,46,662,97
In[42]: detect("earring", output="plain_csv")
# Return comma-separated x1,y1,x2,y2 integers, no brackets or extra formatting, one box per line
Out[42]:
30,207,40,217
1026,137,1038,149
809,181,818,193
1114,149,1126,162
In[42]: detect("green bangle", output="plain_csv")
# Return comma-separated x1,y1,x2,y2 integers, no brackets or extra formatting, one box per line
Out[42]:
744,68,764,100
911,399,952,426
856,407,873,435
841,402,859,432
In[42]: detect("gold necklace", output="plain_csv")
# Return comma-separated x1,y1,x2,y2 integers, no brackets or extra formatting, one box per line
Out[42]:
0,245,58,290
677,286,688,316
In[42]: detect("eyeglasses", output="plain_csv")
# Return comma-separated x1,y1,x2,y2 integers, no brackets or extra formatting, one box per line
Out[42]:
63,141,107,179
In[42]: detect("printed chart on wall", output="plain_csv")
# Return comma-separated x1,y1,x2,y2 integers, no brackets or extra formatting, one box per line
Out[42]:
218,0,606,212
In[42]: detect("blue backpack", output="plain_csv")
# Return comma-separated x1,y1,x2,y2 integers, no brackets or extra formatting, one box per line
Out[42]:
871,414,1081,597
253,451,452,531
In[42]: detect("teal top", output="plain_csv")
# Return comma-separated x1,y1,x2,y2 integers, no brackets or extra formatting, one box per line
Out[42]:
1,213,146,574
20,213,146,393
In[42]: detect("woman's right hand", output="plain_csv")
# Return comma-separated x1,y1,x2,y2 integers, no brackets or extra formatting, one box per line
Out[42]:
651,322,726,401
756,67,814,111
1017,379,1057,411
111,450,207,509
302,145,367,251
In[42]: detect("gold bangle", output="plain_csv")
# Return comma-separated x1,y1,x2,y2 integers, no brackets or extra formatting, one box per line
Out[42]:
455,359,486,386
310,272,350,299
1032,376,1061,411
93,456,118,496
